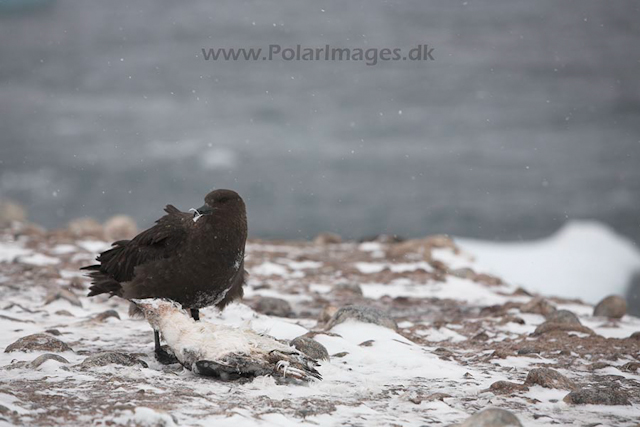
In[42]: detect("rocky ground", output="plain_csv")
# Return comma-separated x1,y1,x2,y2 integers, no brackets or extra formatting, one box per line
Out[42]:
0,220,639,426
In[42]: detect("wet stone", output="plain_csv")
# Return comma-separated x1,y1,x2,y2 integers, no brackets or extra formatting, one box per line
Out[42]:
325,305,397,331
545,309,581,325
593,295,627,319
4,333,72,353
457,408,523,427
252,297,293,317
524,368,577,390
78,352,148,369
563,388,631,406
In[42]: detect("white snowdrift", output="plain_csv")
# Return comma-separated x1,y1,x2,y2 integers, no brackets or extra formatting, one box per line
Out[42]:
456,220,640,303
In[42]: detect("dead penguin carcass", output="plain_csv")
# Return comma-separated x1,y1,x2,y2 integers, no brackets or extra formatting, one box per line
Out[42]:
135,299,321,383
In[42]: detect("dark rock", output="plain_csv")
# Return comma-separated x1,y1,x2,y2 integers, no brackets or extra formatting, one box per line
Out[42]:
92,310,121,322
629,331,640,340
78,352,148,369
532,322,595,336
45,329,62,336
471,331,489,341
524,368,577,390
593,295,627,319
499,315,525,325
545,309,581,325
520,297,556,316
563,388,631,406
290,336,329,361
619,362,640,373
325,305,397,331
517,347,540,355
30,353,69,369
457,408,523,427
54,310,74,316
332,352,349,358
4,333,72,353
252,297,293,317
359,340,375,347
489,381,527,395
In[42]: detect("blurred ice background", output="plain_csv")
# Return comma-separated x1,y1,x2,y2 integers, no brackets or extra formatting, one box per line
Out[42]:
1,2,639,305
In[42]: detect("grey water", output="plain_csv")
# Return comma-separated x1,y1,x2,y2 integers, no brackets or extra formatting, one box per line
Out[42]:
1,0,639,244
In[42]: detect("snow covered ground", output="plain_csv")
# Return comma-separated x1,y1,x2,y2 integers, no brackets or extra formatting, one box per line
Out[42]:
457,220,640,304
0,222,639,426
